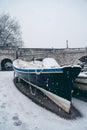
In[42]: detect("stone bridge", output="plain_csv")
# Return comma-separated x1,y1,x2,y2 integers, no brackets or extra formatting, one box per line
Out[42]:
0,46,87,70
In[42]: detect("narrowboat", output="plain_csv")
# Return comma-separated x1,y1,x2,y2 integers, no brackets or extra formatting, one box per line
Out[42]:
73,72,87,91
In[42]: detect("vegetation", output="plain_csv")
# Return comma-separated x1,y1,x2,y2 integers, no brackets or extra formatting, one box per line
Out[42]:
0,13,23,47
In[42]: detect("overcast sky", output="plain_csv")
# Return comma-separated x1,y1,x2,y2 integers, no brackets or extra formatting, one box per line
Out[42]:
0,0,87,48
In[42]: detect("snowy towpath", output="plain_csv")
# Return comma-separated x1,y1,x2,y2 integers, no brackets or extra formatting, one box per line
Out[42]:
0,71,87,130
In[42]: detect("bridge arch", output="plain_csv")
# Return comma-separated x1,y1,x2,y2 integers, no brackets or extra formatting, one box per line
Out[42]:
1,58,13,71
79,55,87,64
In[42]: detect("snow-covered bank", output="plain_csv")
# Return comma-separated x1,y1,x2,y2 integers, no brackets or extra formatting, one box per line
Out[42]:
0,71,87,130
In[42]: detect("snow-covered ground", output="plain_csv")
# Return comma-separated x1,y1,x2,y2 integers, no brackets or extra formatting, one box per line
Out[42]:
0,71,87,130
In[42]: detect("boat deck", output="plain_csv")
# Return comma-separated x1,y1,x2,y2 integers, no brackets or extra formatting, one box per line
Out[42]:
13,58,61,70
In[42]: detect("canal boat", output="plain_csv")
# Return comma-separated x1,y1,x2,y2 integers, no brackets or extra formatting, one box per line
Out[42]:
13,58,81,113
73,72,87,92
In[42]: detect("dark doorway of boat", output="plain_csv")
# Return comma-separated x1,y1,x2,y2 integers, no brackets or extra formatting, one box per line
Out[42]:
1,58,13,71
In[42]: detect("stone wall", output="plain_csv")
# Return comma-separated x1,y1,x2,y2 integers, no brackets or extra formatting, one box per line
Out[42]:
17,48,87,65
0,47,87,70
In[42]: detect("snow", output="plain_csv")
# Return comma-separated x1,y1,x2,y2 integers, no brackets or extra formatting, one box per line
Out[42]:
0,71,87,130
13,58,60,70
78,72,87,78
42,58,60,68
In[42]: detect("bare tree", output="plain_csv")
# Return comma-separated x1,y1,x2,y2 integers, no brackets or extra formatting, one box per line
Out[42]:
0,13,23,47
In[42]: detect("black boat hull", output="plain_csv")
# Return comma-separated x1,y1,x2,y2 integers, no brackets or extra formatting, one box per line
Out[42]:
14,66,81,113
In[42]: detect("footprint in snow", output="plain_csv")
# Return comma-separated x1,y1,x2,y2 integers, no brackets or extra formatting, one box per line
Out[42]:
13,120,22,126
12,115,22,126
1,103,6,108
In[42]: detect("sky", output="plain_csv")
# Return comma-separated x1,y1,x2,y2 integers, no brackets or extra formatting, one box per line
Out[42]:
0,0,87,48
0,71,87,130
